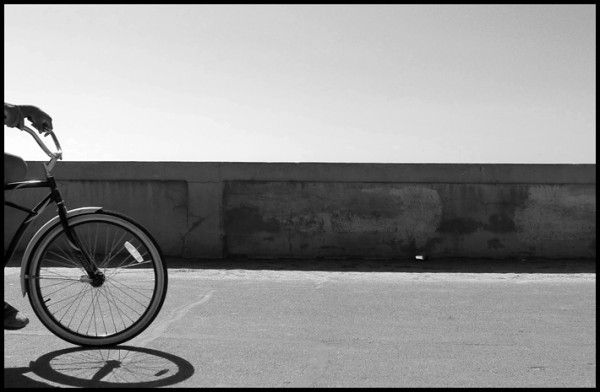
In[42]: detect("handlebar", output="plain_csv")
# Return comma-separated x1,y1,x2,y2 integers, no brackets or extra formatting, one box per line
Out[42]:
19,124,63,173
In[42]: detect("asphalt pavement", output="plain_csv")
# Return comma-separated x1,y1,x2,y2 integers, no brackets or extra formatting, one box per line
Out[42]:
4,258,596,388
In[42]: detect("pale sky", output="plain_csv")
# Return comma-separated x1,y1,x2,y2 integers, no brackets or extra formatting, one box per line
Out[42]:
4,4,596,163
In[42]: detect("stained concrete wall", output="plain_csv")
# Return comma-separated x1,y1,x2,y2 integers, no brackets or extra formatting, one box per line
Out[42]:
4,162,596,260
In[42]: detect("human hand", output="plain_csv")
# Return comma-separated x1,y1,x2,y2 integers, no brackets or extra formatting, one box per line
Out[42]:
18,105,54,133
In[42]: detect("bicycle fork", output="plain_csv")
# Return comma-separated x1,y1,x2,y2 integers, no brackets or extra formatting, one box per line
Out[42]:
52,183,104,286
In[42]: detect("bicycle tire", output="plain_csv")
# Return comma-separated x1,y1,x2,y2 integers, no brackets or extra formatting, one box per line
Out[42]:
26,210,167,347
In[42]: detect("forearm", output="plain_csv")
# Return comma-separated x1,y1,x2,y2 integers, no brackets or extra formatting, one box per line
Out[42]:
4,102,22,127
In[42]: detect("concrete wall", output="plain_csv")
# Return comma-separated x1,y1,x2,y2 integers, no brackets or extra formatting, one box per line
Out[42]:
4,162,596,260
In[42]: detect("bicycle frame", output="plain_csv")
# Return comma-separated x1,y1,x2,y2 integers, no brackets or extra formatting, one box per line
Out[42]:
5,125,103,289
4,178,59,267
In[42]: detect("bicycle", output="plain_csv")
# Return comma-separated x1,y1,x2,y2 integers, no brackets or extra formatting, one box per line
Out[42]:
4,124,168,347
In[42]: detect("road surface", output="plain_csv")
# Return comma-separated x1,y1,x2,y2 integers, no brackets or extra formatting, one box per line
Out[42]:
4,259,596,388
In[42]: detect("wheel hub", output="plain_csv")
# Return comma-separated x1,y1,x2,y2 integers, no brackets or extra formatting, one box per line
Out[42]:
80,271,106,287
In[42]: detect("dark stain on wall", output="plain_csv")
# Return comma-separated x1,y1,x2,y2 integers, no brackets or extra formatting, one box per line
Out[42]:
437,218,481,234
225,206,281,233
483,213,516,233
487,238,505,249
424,237,444,253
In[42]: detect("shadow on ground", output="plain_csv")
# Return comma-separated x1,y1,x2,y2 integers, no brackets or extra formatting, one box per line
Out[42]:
4,346,195,388
6,251,594,273
166,257,596,274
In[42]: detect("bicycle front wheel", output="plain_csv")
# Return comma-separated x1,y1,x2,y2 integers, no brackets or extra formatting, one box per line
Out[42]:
26,210,167,347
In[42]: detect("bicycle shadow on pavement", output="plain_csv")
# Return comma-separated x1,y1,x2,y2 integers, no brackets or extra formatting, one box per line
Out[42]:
4,345,195,388
4,367,56,388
